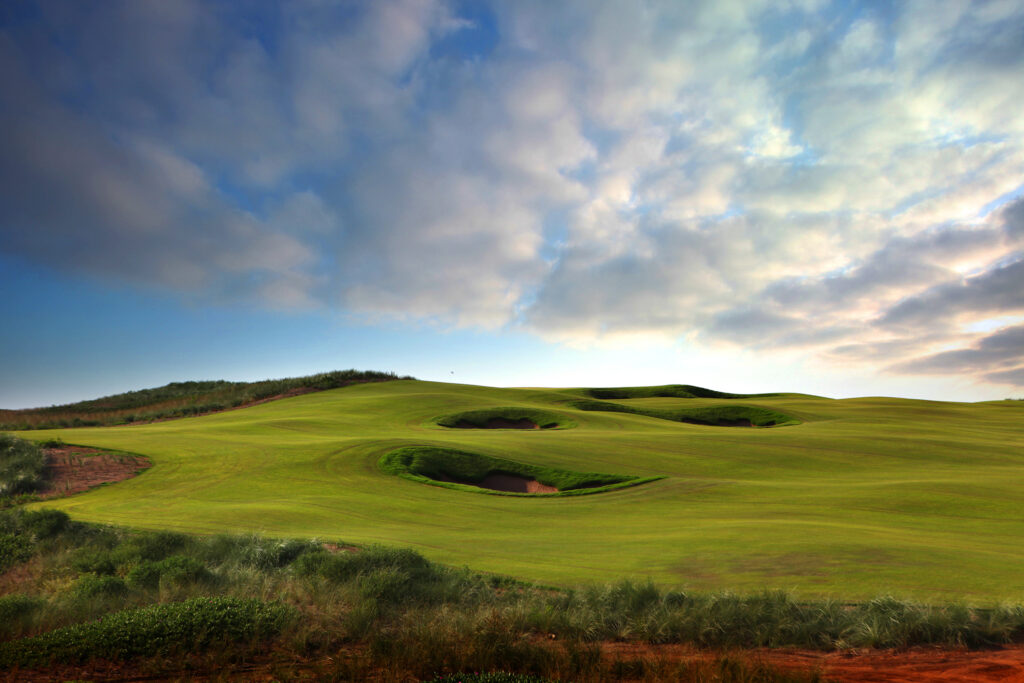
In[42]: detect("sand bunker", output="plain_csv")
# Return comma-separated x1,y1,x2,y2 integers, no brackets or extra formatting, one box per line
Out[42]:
40,446,150,499
454,417,545,429
434,472,558,493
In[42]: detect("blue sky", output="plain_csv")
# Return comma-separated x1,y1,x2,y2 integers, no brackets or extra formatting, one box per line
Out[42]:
2,0,1023,408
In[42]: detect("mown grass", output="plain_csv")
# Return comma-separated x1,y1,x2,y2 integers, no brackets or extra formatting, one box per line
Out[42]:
2,510,1021,680
380,445,661,496
0,369,411,430
12,379,1024,601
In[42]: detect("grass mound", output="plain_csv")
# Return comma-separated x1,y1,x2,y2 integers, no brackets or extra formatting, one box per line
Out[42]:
0,597,295,667
584,384,778,400
435,407,572,430
570,399,797,427
380,446,661,496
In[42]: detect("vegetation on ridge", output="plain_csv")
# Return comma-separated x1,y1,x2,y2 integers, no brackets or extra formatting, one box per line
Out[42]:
0,369,412,430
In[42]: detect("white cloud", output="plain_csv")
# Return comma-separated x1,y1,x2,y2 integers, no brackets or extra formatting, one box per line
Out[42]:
3,0,1024,390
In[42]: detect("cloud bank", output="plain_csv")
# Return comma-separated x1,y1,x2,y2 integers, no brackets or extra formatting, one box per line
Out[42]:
2,0,1023,388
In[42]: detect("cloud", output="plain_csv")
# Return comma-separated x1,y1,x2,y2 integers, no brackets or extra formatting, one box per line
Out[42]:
888,324,1024,384
2,0,1024,390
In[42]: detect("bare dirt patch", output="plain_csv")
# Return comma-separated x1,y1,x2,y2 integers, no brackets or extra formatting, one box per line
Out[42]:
454,417,543,429
601,642,1024,682
434,471,558,493
39,446,150,499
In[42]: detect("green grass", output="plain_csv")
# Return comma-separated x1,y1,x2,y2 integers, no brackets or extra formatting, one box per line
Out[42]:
13,379,1024,602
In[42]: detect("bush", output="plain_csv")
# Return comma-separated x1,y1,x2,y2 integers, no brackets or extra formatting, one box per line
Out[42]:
0,597,297,666
0,532,33,571
0,434,47,495
126,555,214,591
70,574,128,600
0,594,45,639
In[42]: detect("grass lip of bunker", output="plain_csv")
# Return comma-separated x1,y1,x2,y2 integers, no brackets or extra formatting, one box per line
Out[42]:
569,399,799,427
583,384,783,400
434,406,573,430
379,445,661,497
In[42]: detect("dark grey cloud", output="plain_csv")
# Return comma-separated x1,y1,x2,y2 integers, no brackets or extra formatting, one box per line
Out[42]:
889,325,1024,375
877,256,1024,331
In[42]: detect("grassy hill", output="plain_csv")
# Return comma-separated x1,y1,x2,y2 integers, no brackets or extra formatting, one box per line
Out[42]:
0,369,411,429
13,379,1024,602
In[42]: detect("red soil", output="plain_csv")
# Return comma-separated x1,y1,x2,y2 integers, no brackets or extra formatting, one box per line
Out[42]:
8,645,1024,682
763,645,1024,682
39,446,150,499
601,642,1024,682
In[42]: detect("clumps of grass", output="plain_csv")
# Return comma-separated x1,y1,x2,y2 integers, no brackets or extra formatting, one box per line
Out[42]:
584,384,779,400
380,446,662,496
0,434,47,501
570,399,798,427
0,595,45,640
1,510,1023,681
0,597,296,667
0,368,414,430
435,407,573,430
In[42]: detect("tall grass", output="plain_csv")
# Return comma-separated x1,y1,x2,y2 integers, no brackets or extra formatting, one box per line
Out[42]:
0,369,413,430
0,434,46,501
1,508,1022,680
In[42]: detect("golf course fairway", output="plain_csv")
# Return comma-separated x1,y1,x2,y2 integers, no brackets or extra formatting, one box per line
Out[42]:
16,379,1024,603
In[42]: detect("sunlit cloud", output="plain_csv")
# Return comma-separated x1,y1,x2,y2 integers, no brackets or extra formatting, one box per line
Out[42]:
2,0,1023,393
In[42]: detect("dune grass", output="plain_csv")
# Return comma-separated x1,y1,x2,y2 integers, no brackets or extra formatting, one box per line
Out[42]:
10,379,1024,602
1,510,1021,680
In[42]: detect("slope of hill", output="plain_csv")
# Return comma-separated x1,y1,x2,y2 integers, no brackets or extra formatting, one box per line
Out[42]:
0,369,411,430
13,380,1024,602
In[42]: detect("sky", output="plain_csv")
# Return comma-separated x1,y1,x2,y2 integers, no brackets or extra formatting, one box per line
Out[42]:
2,0,1024,409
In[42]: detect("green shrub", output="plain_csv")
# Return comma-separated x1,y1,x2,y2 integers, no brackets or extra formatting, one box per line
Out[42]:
0,597,296,666
70,549,118,575
0,434,47,495
0,594,45,639
0,532,33,571
126,555,214,591
70,574,128,599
